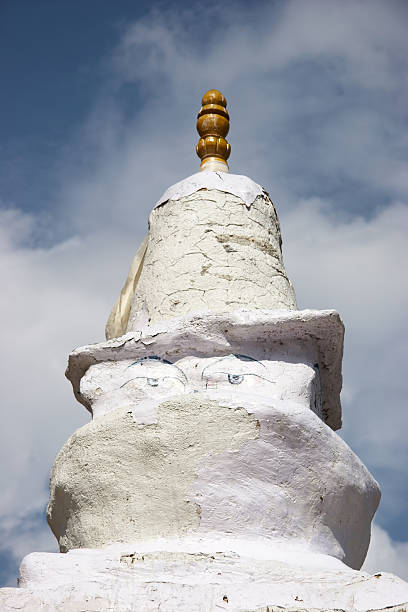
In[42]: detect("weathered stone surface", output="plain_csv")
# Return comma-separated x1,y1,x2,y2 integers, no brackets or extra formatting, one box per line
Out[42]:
127,188,297,328
106,172,275,339
47,392,378,569
47,397,259,552
1,547,408,611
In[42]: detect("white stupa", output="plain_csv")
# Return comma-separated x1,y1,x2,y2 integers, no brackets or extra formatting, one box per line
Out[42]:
1,90,408,611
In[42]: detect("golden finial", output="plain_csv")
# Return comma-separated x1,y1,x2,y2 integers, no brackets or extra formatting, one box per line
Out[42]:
196,89,230,172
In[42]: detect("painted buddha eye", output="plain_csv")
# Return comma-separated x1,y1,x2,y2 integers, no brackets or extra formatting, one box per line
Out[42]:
147,378,159,387
228,374,243,385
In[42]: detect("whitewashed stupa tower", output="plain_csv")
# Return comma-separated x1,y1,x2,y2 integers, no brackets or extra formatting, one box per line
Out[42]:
2,91,408,611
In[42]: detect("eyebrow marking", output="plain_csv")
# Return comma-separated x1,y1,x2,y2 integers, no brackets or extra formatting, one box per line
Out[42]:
126,356,187,382
201,354,265,379
127,356,173,368
234,354,265,364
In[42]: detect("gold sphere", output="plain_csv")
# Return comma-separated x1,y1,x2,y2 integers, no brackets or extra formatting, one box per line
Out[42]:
201,89,227,107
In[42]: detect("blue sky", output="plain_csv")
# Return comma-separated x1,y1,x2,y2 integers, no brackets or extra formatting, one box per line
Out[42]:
1,0,407,587
0,1,149,218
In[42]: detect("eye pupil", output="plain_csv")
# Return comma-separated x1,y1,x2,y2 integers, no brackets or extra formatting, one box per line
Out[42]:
228,374,243,385
147,378,159,387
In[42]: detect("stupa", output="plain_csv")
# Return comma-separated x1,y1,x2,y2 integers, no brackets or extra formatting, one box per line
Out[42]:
1,91,408,611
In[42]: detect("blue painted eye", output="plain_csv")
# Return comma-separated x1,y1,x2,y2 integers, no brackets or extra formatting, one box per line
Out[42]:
228,374,243,385
147,378,159,387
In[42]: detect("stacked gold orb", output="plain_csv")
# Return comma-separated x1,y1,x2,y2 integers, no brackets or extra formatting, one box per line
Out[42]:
196,89,230,169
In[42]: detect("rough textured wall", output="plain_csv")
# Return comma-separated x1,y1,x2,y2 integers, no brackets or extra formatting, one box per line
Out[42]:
47,398,259,552
127,190,297,328
47,392,379,569
3,547,408,611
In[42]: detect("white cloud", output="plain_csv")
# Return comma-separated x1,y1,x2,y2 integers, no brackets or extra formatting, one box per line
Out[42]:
282,198,408,341
281,197,408,506
53,0,408,239
363,524,408,580
1,0,408,587
0,513,55,587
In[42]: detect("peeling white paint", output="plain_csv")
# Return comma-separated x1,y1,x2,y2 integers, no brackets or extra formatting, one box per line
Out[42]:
127,188,297,327
154,171,266,209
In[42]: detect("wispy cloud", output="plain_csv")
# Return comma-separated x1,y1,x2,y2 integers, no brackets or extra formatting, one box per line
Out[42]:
363,524,408,579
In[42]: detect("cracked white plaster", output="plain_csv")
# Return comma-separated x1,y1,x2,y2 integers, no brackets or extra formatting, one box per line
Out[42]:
154,170,267,209
127,188,297,328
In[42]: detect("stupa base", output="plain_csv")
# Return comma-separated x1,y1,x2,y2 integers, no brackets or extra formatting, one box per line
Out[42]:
1,545,408,611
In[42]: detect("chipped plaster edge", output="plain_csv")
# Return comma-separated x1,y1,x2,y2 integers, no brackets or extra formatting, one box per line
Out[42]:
65,309,344,430
154,171,267,209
